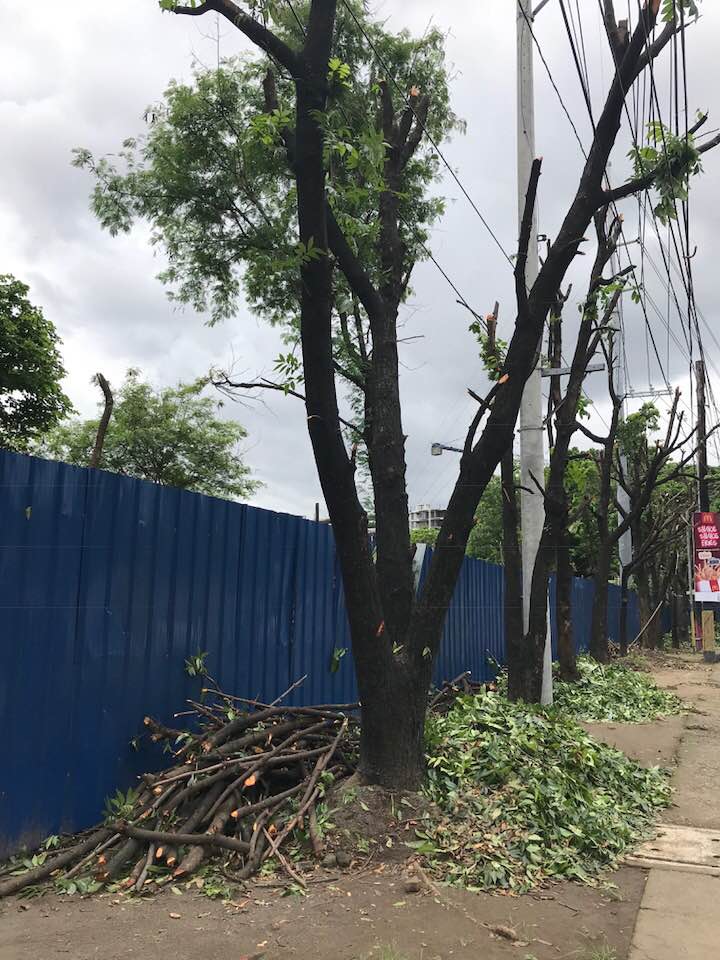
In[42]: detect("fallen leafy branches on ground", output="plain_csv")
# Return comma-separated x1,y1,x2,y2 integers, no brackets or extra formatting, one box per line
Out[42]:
494,656,682,722
415,690,671,892
0,684,358,900
1,670,675,901
551,657,683,722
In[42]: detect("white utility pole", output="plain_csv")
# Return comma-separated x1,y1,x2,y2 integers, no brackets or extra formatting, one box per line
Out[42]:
614,292,633,572
517,0,552,704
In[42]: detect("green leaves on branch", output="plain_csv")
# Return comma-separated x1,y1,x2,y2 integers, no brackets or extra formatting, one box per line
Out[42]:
630,120,703,225
661,0,700,23
327,56,352,91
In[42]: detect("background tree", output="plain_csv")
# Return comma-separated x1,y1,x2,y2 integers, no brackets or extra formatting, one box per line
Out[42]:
466,474,505,565
0,274,72,451
615,402,697,653
78,0,717,787
41,369,259,500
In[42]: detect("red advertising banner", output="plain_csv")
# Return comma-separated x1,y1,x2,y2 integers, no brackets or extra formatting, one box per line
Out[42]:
693,511,720,602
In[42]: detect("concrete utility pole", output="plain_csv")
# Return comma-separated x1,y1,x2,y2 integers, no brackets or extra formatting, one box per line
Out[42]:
611,260,633,574
517,0,552,704
695,359,716,662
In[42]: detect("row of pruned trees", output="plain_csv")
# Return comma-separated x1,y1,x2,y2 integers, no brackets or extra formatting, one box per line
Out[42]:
78,0,717,789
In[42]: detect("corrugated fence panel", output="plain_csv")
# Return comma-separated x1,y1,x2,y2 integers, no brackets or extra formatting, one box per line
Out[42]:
1,449,642,855
433,555,505,684
0,455,87,853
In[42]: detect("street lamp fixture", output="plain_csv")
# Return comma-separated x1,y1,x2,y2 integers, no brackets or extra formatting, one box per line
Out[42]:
431,442,463,456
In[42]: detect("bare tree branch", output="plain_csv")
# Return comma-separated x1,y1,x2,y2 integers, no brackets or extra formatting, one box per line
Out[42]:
89,373,114,469
172,1,302,76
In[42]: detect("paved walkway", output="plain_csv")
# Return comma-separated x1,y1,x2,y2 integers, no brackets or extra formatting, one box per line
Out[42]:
628,660,720,960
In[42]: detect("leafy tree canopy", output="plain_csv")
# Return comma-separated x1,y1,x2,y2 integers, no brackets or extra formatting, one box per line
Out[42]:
0,274,72,451
40,369,259,500
74,2,458,377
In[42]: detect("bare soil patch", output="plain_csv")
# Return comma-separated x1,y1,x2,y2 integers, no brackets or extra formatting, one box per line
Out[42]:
5,651,709,960
0,864,646,960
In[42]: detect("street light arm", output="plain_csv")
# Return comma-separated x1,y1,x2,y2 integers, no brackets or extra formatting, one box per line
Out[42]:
532,0,553,17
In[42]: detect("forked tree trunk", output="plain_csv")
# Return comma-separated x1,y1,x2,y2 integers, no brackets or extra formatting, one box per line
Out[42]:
167,0,704,787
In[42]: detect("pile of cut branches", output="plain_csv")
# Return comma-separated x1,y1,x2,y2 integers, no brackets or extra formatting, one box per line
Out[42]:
0,685,358,899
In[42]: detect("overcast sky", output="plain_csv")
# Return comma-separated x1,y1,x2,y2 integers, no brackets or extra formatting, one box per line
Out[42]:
2,0,719,518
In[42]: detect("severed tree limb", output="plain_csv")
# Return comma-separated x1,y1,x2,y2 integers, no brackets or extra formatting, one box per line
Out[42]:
0,828,112,899
263,828,307,887
134,843,156,893
113,822,250,856
173,792,238,878
514,158,543,322
89,373,113,469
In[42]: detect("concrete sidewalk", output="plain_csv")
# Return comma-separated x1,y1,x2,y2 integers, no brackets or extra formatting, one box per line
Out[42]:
628,661,720,960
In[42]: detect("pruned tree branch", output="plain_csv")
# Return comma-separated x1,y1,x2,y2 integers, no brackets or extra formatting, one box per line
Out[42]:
514,158,543,321
172,1,302,76
89,373,114,469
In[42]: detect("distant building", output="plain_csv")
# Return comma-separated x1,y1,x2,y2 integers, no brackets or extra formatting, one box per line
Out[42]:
409,504,446,530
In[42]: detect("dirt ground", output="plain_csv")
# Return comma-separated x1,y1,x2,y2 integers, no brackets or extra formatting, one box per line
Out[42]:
0,867,646,960
0,652,710,960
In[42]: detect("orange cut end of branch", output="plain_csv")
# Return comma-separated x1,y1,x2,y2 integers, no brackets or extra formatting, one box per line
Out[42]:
244,774,257,788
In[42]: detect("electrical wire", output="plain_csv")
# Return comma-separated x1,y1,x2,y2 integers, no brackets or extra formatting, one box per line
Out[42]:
282,0,490,332
337,0,515,268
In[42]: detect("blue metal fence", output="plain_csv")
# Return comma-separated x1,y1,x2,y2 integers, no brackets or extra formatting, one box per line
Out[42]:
0,450,638,855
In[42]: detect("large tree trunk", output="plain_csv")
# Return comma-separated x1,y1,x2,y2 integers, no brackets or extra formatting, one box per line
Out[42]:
619,568,631,657
556,518,579,681
356,659,432,789
502,450,525,700
636,562,653,650
590,541,612,662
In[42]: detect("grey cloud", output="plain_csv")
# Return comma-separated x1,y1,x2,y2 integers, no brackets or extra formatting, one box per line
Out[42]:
2,0,719,518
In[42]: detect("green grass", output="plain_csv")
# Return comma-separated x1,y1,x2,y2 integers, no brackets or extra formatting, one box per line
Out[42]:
585,947,617,960
415,689,672,892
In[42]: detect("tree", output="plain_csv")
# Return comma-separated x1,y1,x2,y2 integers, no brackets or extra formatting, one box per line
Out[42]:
615,400,697,653
41,369,259,500
530,213,627,684
0,274,72,451
466,474,504,565
82,0,718,787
